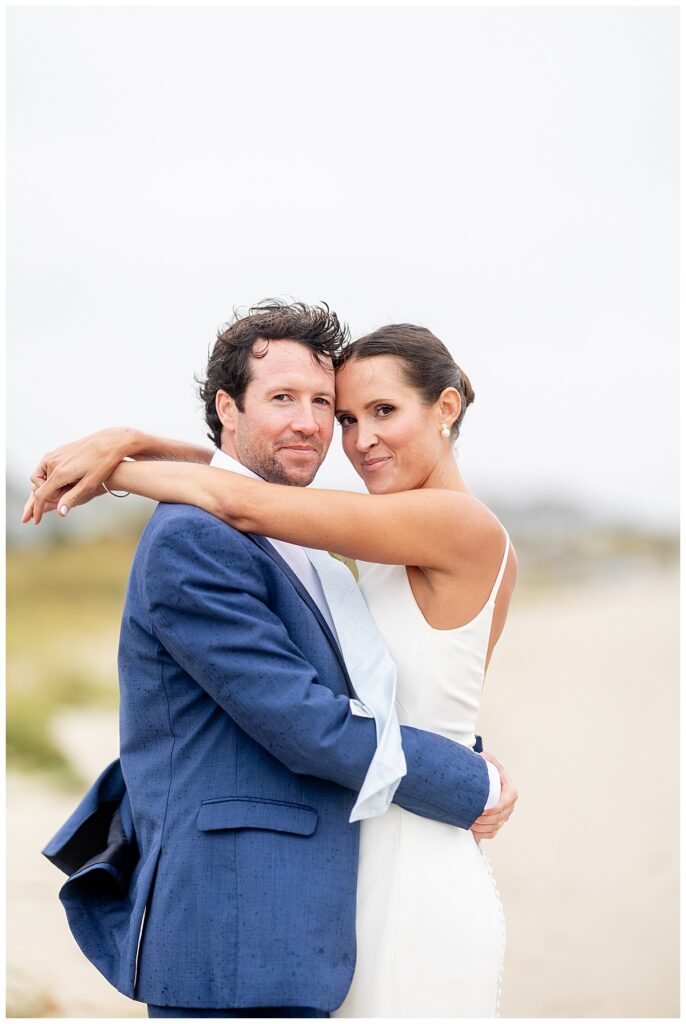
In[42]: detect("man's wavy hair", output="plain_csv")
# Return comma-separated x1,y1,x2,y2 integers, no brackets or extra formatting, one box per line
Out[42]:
198,299,350,448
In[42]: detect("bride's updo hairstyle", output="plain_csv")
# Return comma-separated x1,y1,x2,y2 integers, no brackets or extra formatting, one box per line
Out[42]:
337,325,475,440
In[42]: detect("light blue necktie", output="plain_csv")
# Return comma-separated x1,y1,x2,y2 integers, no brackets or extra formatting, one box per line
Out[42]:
305,548,407,822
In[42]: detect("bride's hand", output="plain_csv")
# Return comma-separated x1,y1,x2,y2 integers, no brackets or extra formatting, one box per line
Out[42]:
23,426,138,525
470,752,518,840
22,486,85,525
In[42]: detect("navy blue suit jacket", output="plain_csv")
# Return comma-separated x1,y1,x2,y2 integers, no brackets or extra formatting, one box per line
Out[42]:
43,504,489,1010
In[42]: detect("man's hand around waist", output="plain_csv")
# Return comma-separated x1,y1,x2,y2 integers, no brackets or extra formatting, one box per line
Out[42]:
470,751,518,840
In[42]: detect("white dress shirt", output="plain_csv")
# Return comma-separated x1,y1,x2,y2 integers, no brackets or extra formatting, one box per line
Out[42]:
210,448,339,640
209,447,500,811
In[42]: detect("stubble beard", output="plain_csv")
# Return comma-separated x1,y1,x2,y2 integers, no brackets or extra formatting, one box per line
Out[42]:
236,439,323,487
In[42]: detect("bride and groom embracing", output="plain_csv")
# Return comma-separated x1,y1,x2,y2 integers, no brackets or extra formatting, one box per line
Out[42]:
29,300,518,1018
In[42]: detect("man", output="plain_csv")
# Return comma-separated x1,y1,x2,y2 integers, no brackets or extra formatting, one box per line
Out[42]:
36,301,516,1017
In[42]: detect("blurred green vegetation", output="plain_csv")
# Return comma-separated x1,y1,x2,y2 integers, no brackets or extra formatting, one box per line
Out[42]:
6,533,141,785
6,518,677,786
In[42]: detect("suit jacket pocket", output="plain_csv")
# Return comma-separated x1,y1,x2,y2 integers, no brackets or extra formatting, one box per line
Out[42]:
197,797,318,836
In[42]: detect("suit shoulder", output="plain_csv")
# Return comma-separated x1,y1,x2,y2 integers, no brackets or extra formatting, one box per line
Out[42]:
140,503,253,557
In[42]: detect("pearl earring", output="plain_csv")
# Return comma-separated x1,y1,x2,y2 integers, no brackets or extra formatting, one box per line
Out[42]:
440,423,451,439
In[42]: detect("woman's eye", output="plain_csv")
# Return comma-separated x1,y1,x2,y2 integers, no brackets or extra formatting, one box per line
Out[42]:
376,405,395,417
337,415,355,428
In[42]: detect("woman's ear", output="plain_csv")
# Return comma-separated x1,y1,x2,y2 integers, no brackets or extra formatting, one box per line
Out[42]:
438,387,462,431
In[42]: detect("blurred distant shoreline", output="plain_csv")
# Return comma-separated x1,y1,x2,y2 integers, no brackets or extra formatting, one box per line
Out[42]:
7,477,678,589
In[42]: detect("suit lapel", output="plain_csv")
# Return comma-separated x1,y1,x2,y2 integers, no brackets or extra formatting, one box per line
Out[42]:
245,533,354,692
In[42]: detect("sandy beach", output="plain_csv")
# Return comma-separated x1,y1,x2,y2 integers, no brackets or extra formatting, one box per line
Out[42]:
6,565,679,1018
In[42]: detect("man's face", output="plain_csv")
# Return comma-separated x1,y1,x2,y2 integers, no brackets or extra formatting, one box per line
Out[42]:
219,339,336,486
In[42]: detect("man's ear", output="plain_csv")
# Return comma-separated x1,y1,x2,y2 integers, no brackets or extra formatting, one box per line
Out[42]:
216,390,238,435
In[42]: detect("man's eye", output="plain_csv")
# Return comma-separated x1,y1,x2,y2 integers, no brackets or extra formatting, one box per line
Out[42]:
273,394,291,402
376,405,395,417
314,397,332,406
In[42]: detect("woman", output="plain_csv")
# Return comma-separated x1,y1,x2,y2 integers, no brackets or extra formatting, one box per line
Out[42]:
27,324,517,1017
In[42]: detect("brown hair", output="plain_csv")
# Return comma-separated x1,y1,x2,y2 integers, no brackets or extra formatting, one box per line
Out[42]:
337,324,474,439
198,299,350,447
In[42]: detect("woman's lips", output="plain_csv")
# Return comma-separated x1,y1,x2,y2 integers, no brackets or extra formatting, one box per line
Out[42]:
361,456,392,472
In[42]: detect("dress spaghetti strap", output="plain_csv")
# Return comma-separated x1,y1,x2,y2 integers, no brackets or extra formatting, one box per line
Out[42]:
486,530,510,608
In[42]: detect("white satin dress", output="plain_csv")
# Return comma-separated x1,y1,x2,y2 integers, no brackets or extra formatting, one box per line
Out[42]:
334,535,510,1019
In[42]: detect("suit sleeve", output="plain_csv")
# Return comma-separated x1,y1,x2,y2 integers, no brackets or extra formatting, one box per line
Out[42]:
142,511,489,829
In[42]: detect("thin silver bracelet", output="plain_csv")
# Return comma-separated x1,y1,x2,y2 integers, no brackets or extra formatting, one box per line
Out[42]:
101,481,130,498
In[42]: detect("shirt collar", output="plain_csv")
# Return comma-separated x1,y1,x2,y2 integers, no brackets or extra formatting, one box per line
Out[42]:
210,448,262,481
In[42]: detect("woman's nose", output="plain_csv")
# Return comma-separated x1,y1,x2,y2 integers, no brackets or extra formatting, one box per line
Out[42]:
355,424,378,452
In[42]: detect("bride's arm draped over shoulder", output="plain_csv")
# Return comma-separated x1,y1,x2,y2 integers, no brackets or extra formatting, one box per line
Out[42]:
120,429,212,465
33,458,502,569
23,427,212,523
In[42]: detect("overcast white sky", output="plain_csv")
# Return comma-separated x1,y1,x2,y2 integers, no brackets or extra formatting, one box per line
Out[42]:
7,6,679,529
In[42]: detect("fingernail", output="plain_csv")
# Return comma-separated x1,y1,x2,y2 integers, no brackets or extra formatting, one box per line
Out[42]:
59,505,69,517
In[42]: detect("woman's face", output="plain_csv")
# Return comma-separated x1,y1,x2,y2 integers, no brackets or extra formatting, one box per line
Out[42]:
334,355,447,494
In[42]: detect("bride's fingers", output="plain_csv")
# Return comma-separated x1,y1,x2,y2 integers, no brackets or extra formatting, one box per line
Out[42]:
34,485,69,524
31,482,52,524
22,494,59,523
21,494,35,523
32,492,52,525
54,476,104,517
32,467,79,522
32,479,67,523
29,459,50,489
29,441,89,490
